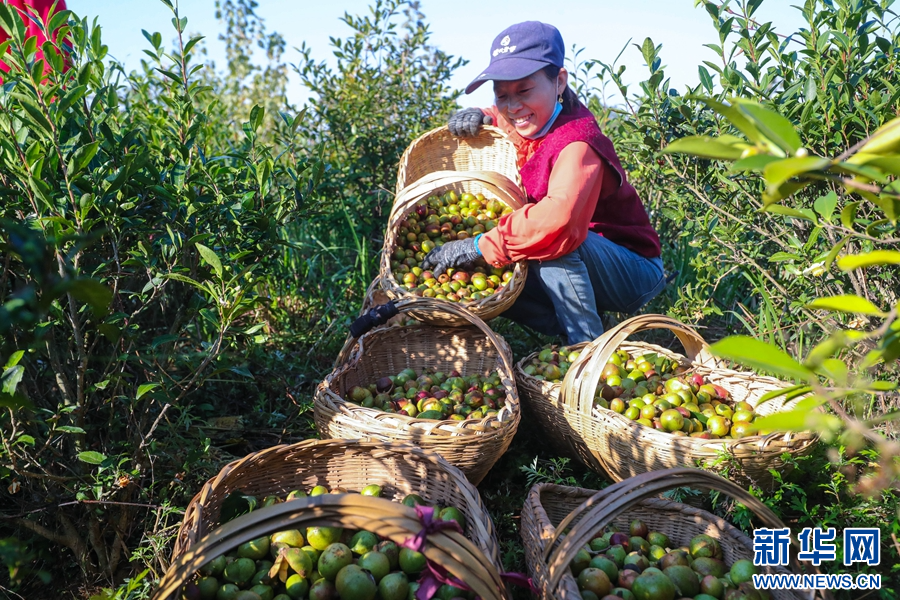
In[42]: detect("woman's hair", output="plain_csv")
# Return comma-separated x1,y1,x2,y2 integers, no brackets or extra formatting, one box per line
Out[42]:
541,65,579,115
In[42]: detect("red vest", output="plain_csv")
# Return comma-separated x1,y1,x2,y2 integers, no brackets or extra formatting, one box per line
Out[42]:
519,103,661,259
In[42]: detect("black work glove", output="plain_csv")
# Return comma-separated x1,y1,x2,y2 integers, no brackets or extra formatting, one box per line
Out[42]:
447,108,494,137
349,301,399,338
421,238,480,277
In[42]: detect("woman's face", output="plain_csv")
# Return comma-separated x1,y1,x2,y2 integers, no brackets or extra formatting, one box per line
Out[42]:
493,68,568,137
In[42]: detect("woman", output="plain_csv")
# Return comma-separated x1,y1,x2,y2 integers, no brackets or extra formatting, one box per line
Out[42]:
422,21,665,344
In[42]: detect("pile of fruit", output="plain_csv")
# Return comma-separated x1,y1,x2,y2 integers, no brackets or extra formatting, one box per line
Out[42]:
569,518,765,600
523,346,765,439
389,190,515,303
345,367,504,421
181,486,473,600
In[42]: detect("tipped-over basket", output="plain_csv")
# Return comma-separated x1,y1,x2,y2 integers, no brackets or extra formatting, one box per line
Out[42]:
380,169,528,328
315,298,520,485
158,438,508,600
559,314,818,488
396,125,521,194
520,468,816,600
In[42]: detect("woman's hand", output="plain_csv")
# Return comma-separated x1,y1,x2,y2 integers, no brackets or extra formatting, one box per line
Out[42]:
421,238,480,277
448,108,494,137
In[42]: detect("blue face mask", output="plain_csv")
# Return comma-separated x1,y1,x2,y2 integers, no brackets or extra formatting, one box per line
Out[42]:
523,98,563,140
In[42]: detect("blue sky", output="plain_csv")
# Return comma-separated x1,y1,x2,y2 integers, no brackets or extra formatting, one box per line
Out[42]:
66,0,808,108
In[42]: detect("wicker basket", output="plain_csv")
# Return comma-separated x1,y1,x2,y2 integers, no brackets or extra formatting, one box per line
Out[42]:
514,342,589,459
380,170,527,327
396,125,521,195
315,298,521,485
520,468,816,600
157,439,508,600
559,314,818,488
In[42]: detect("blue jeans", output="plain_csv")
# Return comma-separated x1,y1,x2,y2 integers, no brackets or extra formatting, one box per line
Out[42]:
501,232,665,344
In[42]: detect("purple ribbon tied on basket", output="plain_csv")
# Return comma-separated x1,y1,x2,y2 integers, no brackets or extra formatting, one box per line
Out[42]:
403,505,537,600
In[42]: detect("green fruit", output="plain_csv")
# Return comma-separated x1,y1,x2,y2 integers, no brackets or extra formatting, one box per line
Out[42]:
273,595,291,600
335,564,377,600
629,537,650,556
285,489,307,501
306,526,343,551
629,519,649,539
317,543,353,581
310,485,330,497
648,545,667,562
398,546,427,576
664,565,699,597
402,493,427,507
201,555,227,577
590,537,611,552
589,556,618,583
571,547,592,575
659,409,684,432
438,506,467,531
238,537,270,561
436,583,469,600
695,595,719,600
378,572,410,600
623,552,649,571
233,593,261,600
577,568,612,597
284,573,309,599
606,545,627,568
375,540,400,570
307,578,337,600
357,551,391,582
300,545,320,565
658,550,690,570
284,547,313,578
407,581,420,600
691,557,726,578
349,530,379,555
580,592,599,600
223,558,256,586
611,588,635,600
248,585,273,600
730,559,756,585
197,576,218,600
271,530,305,548
217,584,241,600
250,567,272,586
689,536,718,559
360,484,382,497
700,575,725,599
631,571,676,600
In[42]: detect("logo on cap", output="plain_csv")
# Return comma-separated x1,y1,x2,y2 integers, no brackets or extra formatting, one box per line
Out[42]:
500,35,510,46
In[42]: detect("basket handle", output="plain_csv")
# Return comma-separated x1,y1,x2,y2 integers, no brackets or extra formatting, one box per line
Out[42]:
390,169,525,223
154,494,506,600
560,314,717,418
541,468,813,596
342,297,515,379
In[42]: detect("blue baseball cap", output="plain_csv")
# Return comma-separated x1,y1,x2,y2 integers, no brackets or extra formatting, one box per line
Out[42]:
465,21,565,94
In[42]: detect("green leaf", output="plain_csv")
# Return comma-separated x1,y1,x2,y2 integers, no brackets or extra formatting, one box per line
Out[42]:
857,116,900,155
730,154,781,172
734,100,803,153
762,180,811,206
840,201,861,228
866,380,898,392
837,250,900,271
753,409,813,432
755,384,812,406
183,35,204,55
661,136,745,160
762,156,831,189
68,278,112,316
195,243,223,278
69,141,100,174
813,192,838,222
136,383,159,400
804,332,849,369
57,426,86,434
824,236,850,269
768,252,802,263
4,350,24,369
77,451,107,465
709,335,812,382
698,65,713,92
2,365,24,396
762,204,816,221
805,295,885,316
16,435,35,446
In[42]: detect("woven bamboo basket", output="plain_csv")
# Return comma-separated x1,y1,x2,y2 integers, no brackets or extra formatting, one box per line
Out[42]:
315,298,520,485
158,439,508,600
559,314,818,488
380,170,528,327
514,342,589,459
520,468,817,600
396,125,521,195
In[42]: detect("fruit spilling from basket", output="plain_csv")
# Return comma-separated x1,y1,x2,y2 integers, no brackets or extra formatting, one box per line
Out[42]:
525,346,766,439
345,367,504,421
390,190,515,302
182,486,473,600
569,518,765,600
